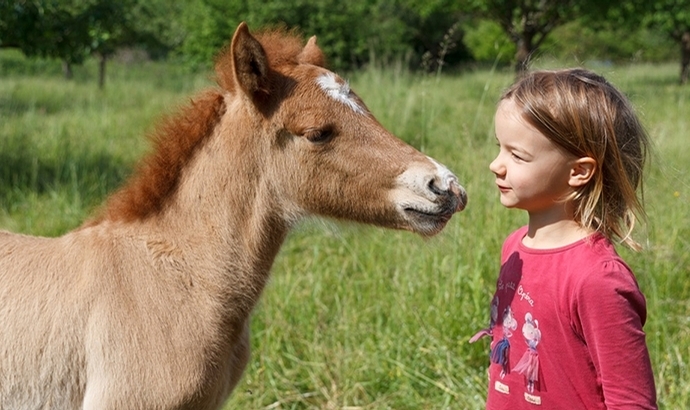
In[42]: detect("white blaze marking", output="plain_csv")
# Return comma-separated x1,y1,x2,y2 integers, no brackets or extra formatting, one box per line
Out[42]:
316,72,366,114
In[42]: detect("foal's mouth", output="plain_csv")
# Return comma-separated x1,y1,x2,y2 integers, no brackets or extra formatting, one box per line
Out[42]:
401,206,456,237
404,207,454,220
404,187,467,216
403,205,457,228
402,187,467,233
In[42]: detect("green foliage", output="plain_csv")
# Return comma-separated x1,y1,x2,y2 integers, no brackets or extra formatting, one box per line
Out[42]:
0,0,91,63
545,20,676,63
462,18,676,66
174,0,472,71
174,0,241,69
467,0,659,72
472,0,584,71
645,0,690,40
462,19,515,65
640,0,690,84
127,0,186,59
2,0,687,77
0,0,181,65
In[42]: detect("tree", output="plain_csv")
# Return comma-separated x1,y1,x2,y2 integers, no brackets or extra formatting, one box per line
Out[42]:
471,0,620,74
0,0,91,78
396,0,472,72
476,0,581,74
0,0,177,87
645,0,690,84
173,0,474,72
82,0,136,88
576,0,690,84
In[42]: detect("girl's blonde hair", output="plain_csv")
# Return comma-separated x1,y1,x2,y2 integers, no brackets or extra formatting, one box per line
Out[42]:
501,68,649,250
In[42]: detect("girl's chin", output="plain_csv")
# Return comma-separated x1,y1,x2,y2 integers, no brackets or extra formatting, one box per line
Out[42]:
498,195,518,208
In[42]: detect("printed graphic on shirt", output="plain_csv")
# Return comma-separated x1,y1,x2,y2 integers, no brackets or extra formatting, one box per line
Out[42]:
471,252,550,404
494,380,510,395
517,284,535,306
471,253,523,378
513,312,542,394
491,305,517,378
524,392,542,405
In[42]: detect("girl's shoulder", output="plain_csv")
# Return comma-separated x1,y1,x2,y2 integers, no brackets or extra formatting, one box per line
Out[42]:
581,233,634,275
569,238,648,328
566,235,642,302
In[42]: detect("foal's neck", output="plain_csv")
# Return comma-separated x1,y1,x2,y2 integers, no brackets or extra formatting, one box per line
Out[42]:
149,118,290,299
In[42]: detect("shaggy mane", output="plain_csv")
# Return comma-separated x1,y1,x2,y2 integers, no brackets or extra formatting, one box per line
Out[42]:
88,90,226,225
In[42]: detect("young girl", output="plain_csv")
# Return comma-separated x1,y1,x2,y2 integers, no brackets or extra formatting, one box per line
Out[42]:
471,68,657,409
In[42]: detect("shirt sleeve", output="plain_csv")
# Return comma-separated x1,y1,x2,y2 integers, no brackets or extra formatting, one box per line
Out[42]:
573,259,657,409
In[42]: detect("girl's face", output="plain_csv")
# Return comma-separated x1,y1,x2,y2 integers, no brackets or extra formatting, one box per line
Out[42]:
489,99,576,215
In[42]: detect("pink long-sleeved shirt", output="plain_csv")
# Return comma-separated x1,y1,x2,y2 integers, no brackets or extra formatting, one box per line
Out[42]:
471,226,657,409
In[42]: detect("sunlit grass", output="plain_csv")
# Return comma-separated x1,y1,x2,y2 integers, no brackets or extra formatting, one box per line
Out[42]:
0,55,213,235
1,51,688,408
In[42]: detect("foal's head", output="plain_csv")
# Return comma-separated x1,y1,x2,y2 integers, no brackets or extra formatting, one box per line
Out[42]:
216,23,467,236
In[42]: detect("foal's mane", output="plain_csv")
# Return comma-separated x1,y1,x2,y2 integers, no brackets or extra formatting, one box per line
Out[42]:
87,27,316,226
89,90,226,224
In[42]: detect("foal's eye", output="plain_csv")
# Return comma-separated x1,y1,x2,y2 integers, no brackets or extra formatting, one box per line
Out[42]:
303,128,334,144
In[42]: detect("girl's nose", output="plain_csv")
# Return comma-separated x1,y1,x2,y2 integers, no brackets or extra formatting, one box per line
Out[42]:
489,156,503,175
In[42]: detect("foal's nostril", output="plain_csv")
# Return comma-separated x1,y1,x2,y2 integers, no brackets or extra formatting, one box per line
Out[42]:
425,174,467,212
427,178,444,196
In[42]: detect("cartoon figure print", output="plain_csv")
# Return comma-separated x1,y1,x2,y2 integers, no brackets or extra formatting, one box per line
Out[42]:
513,312,542,393
490,305,518,378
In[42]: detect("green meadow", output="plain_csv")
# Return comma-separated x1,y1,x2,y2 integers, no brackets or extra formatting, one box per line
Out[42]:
1,50,688,409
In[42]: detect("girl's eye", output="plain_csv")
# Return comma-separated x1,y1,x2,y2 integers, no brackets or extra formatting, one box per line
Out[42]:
304,128,334,144
511,153,524,162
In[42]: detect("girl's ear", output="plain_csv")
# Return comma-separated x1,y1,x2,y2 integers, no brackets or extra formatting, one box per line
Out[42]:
569,157,596,187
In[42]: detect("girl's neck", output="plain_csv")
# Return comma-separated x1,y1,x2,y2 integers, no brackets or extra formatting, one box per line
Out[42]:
523,211,593,250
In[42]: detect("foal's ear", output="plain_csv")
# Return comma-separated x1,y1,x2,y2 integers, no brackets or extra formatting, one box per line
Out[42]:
298,36,326,67
229,22,270,98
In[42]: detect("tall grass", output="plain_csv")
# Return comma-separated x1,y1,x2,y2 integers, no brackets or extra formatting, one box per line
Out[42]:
0,49,213,234
1,51,688,409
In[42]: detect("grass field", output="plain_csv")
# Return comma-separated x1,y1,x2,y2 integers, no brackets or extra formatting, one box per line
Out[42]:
1,50,689,409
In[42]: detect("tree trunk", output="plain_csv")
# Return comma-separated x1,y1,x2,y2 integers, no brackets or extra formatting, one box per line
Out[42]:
62,60,73,80
681,31,690,85
98,54,107,89
514,36,533,76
